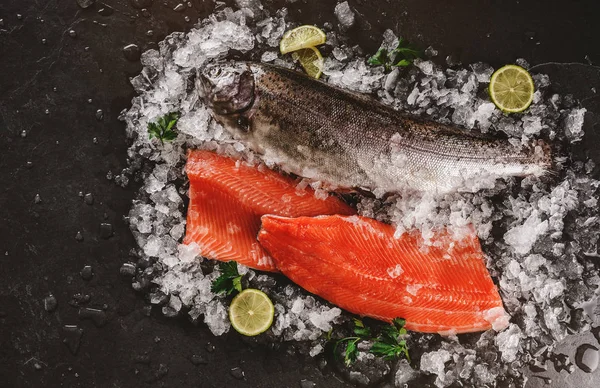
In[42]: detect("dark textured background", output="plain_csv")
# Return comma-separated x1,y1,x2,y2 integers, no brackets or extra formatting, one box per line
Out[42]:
1,1,599,387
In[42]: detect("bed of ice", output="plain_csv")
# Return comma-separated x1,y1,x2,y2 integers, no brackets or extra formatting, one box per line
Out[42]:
118,1,600,386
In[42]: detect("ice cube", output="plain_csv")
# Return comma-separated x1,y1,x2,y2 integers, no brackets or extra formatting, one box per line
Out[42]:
261,51,278,62
381,29,399,51
204,300,231,336
473,364,496,385
387,264,404,278
163,294,183,317
503,210,549,255
394,359,418,386
522,254,546,272
522,116,543,135
308,307,342,331
309,343,324,357
495,323,522,362
291,298,305,315
472,102,496,131
564,108,586,142
420,349,451,387
334,1,355,28
235,0,264,17
532,277,565,304
469,62,494,83
515,58,530,69
407,87,419,105
416,60,435,76
144,235,163,257
176,108,212,139
424,46,439,58
145,175,165,194
178,242,200,263
332,47,349,62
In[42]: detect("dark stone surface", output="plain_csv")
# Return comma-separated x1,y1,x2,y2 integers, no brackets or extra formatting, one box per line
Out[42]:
0,1,599,388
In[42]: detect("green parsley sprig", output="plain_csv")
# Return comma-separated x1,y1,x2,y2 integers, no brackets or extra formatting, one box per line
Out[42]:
369,318,410,361
367,38,421,71
333,319,372,366
211,261,243,295
148,112,180,144
334,317,410,366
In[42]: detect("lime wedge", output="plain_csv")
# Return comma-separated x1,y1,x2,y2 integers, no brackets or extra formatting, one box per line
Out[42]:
489,65,535,113
280,25,326,55
292,47,324,79
229,289,274,336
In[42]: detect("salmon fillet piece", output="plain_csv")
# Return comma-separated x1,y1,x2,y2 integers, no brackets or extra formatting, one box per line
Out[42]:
184,150,356,271
258,215,509,334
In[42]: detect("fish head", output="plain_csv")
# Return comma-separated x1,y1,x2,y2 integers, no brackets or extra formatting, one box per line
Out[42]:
198,62,255,116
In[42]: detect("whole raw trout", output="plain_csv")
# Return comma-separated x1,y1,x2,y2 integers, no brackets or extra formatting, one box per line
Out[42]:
197,62,551,195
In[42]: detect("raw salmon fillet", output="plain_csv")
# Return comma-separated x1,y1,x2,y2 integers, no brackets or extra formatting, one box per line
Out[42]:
258,215,509,334
184,150,356,271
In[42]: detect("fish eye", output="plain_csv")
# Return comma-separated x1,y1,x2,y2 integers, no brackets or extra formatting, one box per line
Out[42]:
208,67,222,78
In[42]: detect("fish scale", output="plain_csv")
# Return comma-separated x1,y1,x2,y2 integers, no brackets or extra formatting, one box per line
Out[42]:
199,62,552,195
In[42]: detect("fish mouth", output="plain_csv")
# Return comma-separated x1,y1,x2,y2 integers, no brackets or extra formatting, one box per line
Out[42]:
196,63,256,115
196,67,217,105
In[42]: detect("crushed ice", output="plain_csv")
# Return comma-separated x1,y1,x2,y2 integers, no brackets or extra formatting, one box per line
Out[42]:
119,1,600,387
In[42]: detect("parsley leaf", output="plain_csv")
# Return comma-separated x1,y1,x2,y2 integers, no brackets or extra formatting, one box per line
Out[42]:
344,339,359,366
332,319,372,366
332,317,410,367
211,261,244,295
334,337,361,367
352,318,372,338
367,38,421,71
148,112,180,144
367,48,388,66
369,317,410,362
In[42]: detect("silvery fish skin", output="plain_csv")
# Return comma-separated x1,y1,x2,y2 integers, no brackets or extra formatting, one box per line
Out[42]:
197,62,552,195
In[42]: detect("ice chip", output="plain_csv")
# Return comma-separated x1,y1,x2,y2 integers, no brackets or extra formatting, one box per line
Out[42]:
309,343,324,357
473,102,496,131
178,242,201,263
261,51,279,62
291,298,305,315
334,1,355,28
420,349,451,387
469,62,494,83
308,307,341,331
394,359,418,386
495,323,522,362
483,306,510,331
387,264,404,278
522,116,543,135
503,210,549,255
381,29,399,51
416,60,434,76
407,87,419,106
144,235,163,257
235,0,264,16
332,47,349,62
564,108,586,142
204,300,231,336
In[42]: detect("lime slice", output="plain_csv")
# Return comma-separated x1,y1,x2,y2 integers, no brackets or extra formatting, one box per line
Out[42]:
489,65,535,113
229,289,274,336
292,47,324,79
280,25,326,54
